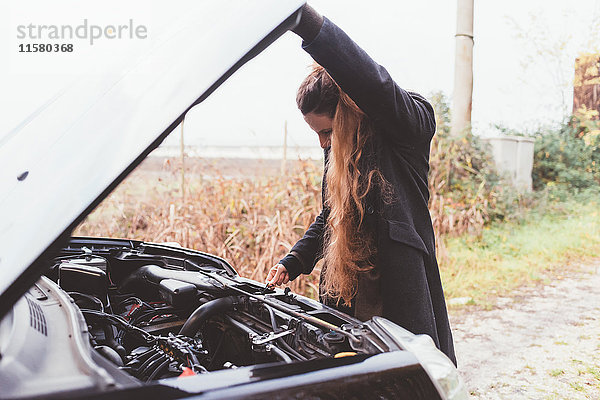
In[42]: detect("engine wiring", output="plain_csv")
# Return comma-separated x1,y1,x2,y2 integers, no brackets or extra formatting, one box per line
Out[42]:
81,309,155,343
79,282,354,379
81,308,210,379
54,250,374,382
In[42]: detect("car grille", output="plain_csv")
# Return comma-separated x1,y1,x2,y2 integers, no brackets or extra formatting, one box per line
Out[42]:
26,297,47,336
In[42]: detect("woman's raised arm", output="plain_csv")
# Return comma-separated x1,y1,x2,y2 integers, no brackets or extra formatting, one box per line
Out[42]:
292,5,436,146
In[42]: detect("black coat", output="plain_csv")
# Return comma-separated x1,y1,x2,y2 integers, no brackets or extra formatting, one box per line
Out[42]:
279,16,456,365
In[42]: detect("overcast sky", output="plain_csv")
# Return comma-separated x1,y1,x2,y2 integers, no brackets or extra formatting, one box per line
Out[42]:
2,0,599,157
173,0,600,151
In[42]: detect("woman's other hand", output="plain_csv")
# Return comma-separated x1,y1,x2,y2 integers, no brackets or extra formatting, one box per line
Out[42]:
291,4,323,43
266,264,290,287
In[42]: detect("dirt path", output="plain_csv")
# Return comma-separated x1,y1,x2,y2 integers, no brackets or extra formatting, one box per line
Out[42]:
450,262,600,399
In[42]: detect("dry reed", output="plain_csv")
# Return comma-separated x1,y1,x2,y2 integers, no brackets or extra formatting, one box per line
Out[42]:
75,136,499,299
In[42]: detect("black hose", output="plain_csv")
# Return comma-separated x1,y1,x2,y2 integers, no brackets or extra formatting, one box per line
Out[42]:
141,355,168,379
81,309,155,343
263,304,280,333
68,292,104,312
95,345,124,366
276,338,306,361
268,345,293,363
136,351,163,376
127,348,155,367
179,296,238,337
100,321,127,358
187,260,360,344
130,308,178,325
147,358,171,381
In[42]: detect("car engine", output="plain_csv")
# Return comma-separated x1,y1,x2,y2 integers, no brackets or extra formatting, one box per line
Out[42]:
43,240,386,383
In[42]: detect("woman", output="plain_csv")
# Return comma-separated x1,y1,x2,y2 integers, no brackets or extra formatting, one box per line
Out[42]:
266,4,456,364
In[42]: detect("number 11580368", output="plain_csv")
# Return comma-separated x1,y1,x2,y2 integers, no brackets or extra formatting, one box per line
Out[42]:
19,43,74,52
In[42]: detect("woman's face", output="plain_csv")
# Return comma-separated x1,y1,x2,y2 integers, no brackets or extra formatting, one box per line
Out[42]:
304,112,333,149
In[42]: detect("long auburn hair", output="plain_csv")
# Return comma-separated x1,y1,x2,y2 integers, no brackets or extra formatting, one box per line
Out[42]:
297,65,389,305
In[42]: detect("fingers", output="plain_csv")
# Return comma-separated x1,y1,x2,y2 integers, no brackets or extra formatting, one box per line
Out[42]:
266,264,289,287
270,265,285,286
276,270,289,286
266,266,277,282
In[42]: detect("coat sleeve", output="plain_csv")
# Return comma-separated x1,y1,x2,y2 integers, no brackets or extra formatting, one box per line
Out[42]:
301,17,436,146
279,149,330,281
279,206,328,281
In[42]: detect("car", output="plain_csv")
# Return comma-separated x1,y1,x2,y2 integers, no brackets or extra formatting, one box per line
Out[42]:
0,1,467,399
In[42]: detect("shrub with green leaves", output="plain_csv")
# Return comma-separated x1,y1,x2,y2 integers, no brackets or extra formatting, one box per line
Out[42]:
533,110,600,190
428,92,507,235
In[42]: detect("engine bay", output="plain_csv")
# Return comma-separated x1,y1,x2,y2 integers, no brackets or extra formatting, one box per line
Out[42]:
39,239,386,383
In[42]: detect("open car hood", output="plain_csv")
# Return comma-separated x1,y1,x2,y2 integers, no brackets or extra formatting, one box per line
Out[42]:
0,0,304,319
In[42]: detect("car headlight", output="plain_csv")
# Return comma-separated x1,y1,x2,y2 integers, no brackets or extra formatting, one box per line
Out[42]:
373,317,468,400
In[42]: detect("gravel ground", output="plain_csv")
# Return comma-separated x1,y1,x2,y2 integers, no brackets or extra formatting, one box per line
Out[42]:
450,262,600,400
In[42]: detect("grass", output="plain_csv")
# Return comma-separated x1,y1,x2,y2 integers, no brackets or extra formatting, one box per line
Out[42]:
440,192,600,307
542,359,600,400
550,369,565,377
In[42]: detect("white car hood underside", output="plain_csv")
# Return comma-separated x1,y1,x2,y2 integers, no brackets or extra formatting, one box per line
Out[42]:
0,0,304,312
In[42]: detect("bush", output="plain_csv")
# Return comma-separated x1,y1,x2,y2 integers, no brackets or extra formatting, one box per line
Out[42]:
533,109,600,190
428,92,513,237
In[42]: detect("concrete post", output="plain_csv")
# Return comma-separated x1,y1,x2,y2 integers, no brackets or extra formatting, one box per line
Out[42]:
451,0,474,136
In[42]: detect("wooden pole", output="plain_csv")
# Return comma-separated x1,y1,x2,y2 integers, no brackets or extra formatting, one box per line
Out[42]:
281,120,288,176
180,117,185,204
451,0,474,136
